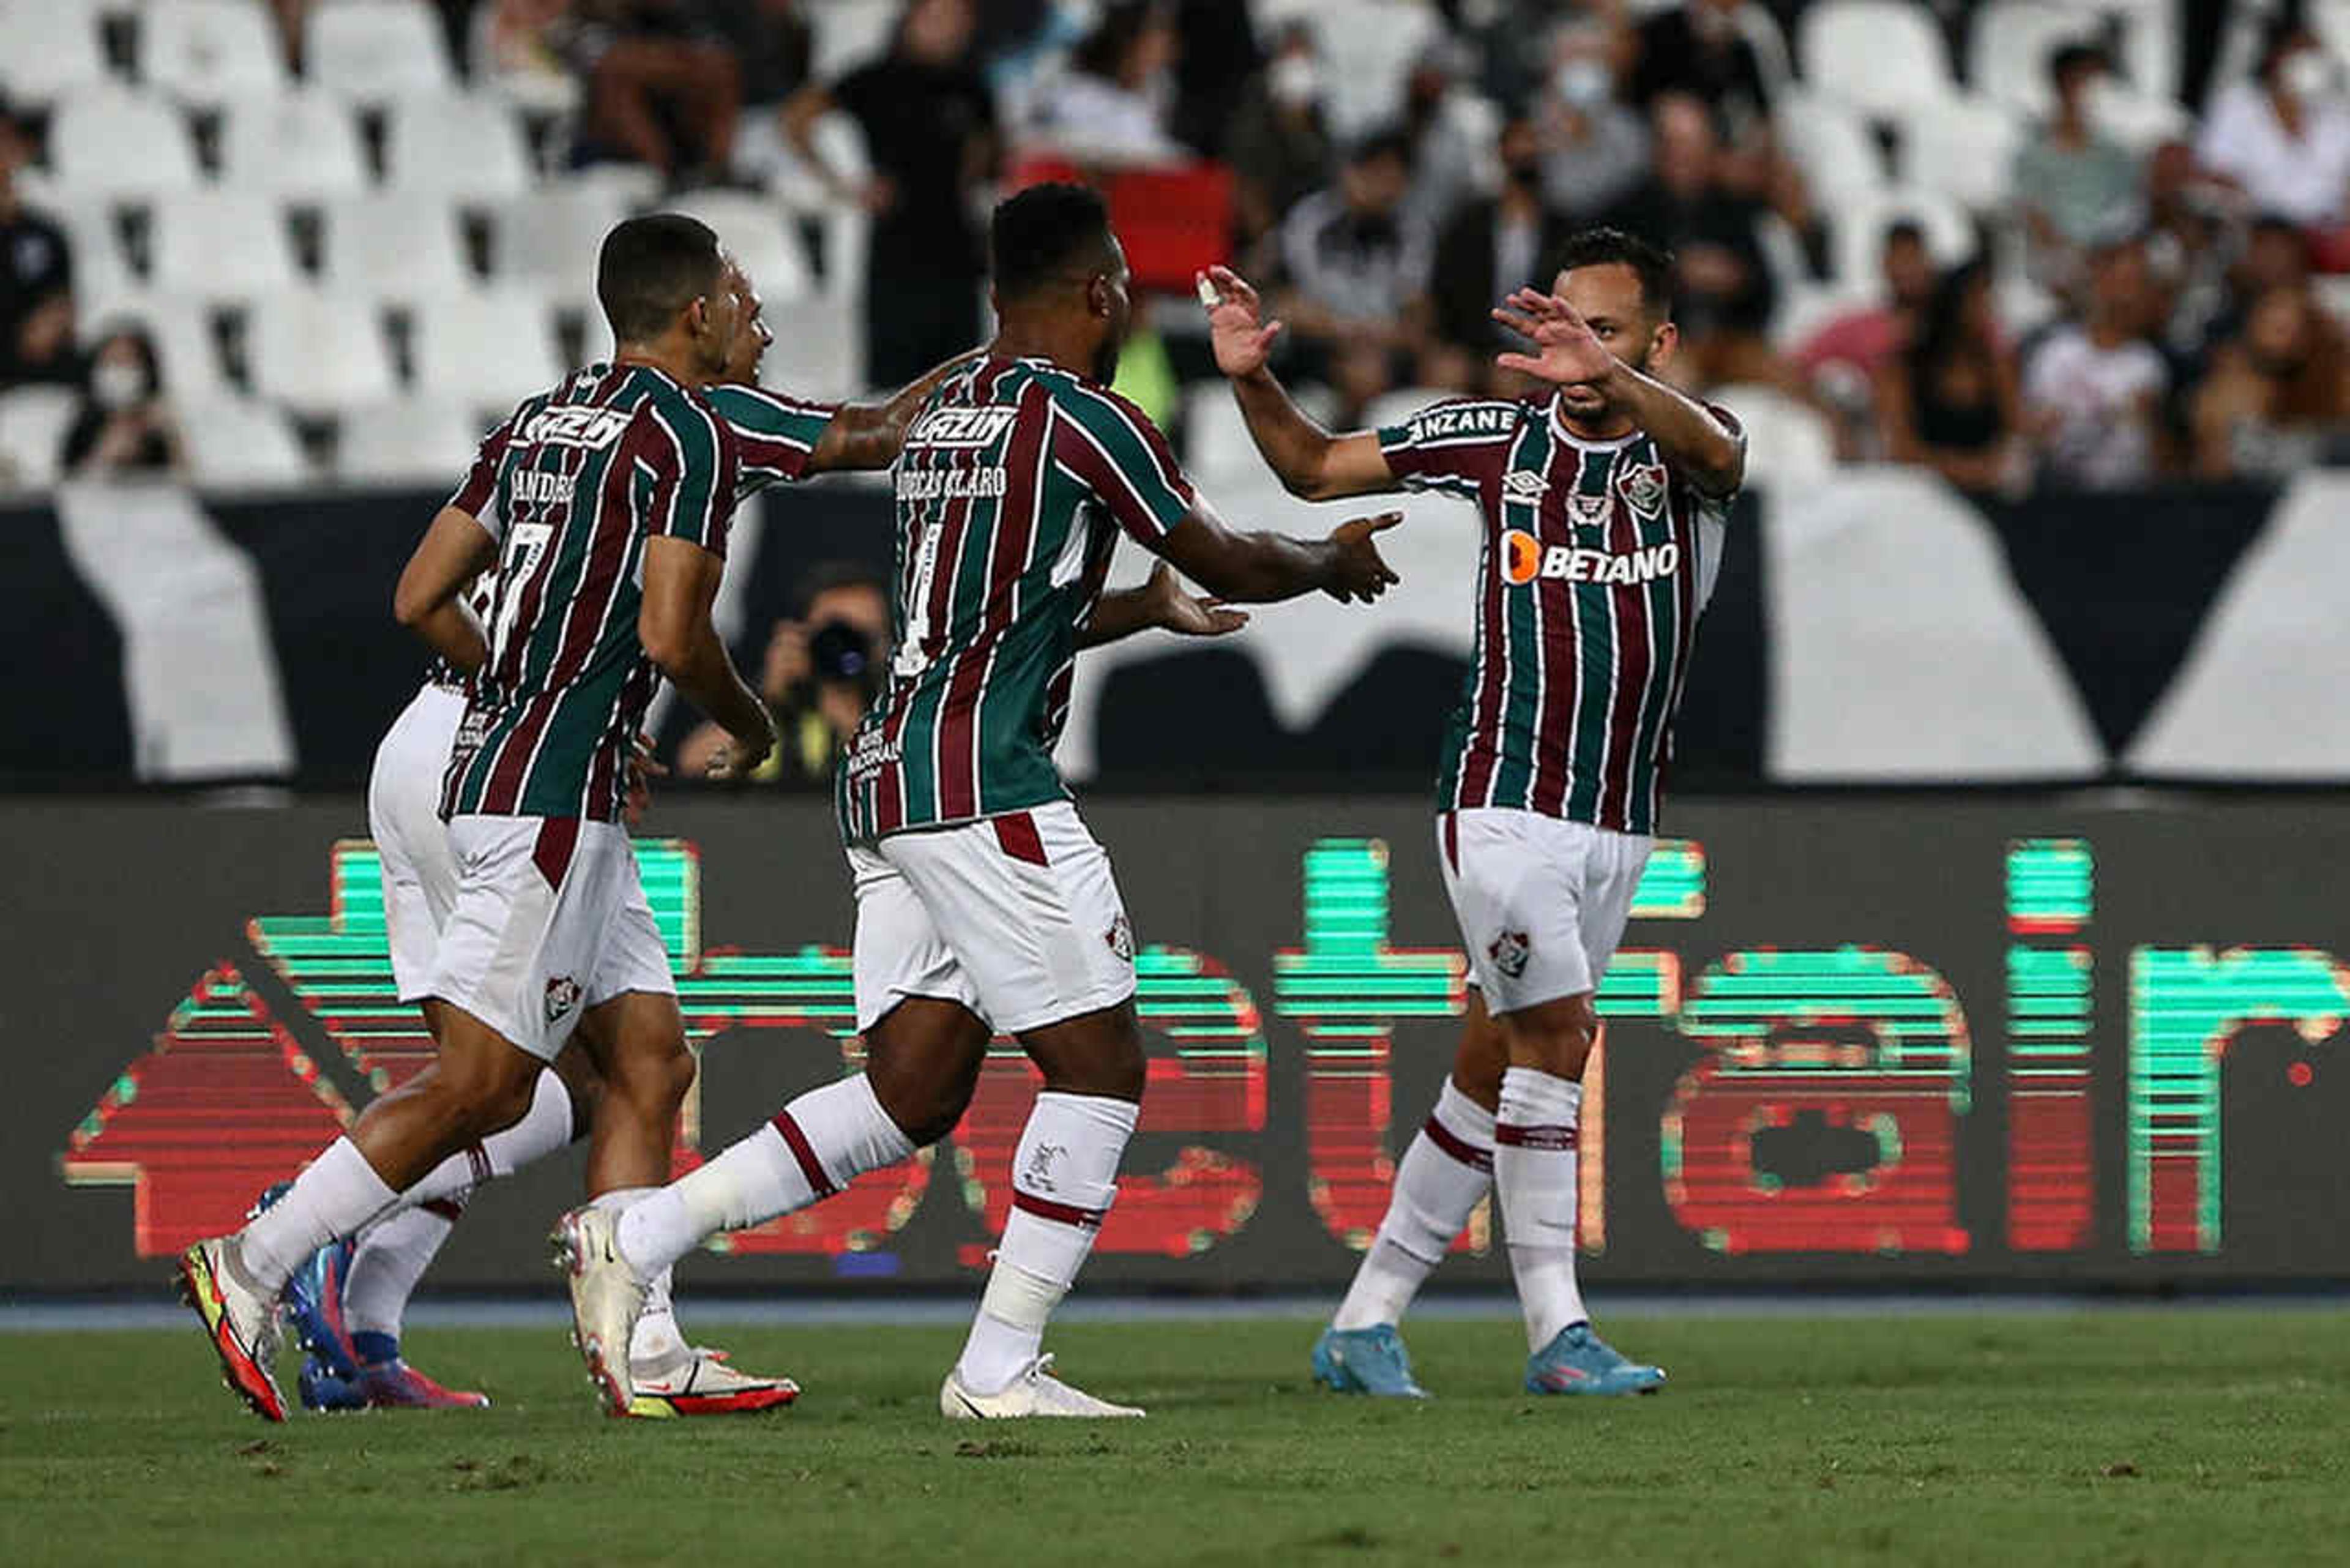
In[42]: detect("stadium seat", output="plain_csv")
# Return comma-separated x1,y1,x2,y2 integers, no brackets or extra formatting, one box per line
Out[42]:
810,0,900,81
1321,4,1445,139
47,87,202,199
494,184,632,309
1713,384,1836,487
141,0,291,106
1797,0,1960,118
177,395,315,486
321,192,469,302
88,293,231,400
408,286,562,414
148,191,300,303
666,189,814,303
384,92,535,200
1775,90,1886,205
0,385,84,490
1968,0,2099,120
246,289,399,414
756,293,862,401
2091,86,2193,153
220,91,370,200
0,4,113,104
307,0,455,99
1830,185,1976,293
335,395,482,485
1181,382,1264,486
1896,96,2022,213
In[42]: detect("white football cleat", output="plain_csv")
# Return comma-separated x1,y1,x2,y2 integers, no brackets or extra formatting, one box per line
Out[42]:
176,1234,287,1422
627,1344,800,1419
939,1355,1144,1419
550,1206,647,1417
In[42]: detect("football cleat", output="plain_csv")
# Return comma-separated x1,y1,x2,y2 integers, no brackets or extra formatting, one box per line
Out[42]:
550,1206,647,1417
1524,1322,1666,1396
1310,1324,1430,1398
281,1238,361,1381
939,1355,1144,1420
176,1235,287,1422
625,1345,800,1419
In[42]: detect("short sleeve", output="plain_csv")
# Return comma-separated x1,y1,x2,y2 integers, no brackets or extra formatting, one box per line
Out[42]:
641,394,742,558
446,411,518,541
1046,381,1195,545
1374,398,1523,498
1689,401,1749,502
707,383,841,499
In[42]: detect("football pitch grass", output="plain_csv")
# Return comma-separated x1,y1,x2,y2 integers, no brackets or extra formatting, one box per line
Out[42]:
3,1310,2346,1566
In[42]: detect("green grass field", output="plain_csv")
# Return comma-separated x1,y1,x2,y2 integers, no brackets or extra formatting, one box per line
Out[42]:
2,1311,2346,1566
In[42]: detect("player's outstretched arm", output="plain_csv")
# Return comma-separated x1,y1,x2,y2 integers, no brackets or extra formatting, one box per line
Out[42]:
804,349,983,474
640,536,777,780
1199,266,1400,502
392,505,495,673
1493,289,1745,496
1076,560,1250,649
1154,494,1403,606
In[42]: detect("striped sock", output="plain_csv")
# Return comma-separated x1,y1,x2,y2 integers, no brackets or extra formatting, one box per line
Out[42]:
1494,1066,1587,1352
1331,1080,1494,1331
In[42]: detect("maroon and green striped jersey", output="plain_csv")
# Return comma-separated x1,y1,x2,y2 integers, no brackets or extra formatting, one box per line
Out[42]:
1378,395,1744,835
438,362,742,823
837,354,1193,843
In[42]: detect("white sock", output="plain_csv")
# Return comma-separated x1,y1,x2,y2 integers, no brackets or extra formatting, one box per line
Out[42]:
1332,1080,1494,1331
632,1267,687,1362
400,1069,575,1206
1494,1066,1588,1352
954,1092,1138,1395
616,1073,916,1278
236,1138,400,1293
342,1197,464,1343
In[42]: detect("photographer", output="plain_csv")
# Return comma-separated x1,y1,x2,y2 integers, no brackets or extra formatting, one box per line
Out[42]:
678,561,887,786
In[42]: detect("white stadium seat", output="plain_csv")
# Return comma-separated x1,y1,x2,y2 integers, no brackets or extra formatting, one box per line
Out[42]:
148,191,299,302
0,4,113,103
89,293,231,400
1181,382,1266,487
1897,95,2023,213
178,395,315,487
666,189,814,303
494,184,632,308
220,91,371,200
142,0,291,106
810,0,900,81
47,87,202,199
1831,184,1976,292
0,385,85,490
758,293,862,402
384,92,534,200
1775,90,1885,205
335,396,482,485
1799,0,1960,118
1714,384,1837,487
246,289,399,414
409,286,562,413
321,192,469,302
1968,0,2099,120
307,0,454,98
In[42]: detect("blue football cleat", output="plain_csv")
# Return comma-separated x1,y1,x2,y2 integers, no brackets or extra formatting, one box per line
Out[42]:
282,1236,363,1383
297,1356,372,1413
1524,1323,1666,1396
1311,1324,1430,1398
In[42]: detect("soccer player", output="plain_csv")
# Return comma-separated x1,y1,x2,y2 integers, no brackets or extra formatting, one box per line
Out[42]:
178,214,782,1422
1196,228,1746,1397
553,182,1404,1421
271,268,968,1416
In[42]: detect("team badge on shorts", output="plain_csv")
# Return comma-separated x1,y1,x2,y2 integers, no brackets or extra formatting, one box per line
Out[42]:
1486,930,1532,980
1105,914,1135,963
543,975,582,1025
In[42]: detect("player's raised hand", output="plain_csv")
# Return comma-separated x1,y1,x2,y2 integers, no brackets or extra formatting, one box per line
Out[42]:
1198,266,1283,379
1143,559,1250,637
1324,511,1405,604
1491,288,1615,387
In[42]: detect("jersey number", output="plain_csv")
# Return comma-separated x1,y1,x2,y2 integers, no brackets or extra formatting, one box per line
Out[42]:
490,520,554,669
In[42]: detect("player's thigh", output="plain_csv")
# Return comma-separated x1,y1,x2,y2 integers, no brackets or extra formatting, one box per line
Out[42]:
879,804,1139,1038
428,815,615,1064
1438,807,1593,1017
849,842,984,1035
581,849,690,1094
1574,829,1656,993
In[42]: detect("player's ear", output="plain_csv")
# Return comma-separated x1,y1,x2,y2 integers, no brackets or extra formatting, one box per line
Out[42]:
1647,318,1679,374
1087,272,1112,321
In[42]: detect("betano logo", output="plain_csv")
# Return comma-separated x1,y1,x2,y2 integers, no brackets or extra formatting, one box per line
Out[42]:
1501,529,1681,587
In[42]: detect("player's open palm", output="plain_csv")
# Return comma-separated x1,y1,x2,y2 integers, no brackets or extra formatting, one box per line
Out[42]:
1144,561,1250,637
1491,288,1614,387
1198,265,1283,378
1325,511,1404,604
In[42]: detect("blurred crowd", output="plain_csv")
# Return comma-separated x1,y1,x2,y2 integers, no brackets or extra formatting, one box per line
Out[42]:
9,0,2350,493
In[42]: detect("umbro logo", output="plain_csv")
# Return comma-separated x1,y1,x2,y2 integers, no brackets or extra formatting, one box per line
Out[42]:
1501,469,1548,504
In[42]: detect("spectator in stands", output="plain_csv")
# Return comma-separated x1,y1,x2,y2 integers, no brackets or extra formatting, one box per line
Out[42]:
1876,259,2024,493
1535,19,1651,222
2197,20,2350,234
570,1,744,185
1424,115,1573,394
2190,283,2350,480
1166,0,1260,160
1624,0,1770,140
1450,0,1631,120
679,562,889,785
1602,93,1782,387
2024,236,2173,489
1275,128,1431,423
1397,36,1498,253
785,0,998,386
1024,1,1187,167
1225,21,1337,254
1797,218,1937,455
2013,43,2141,297
0,104,74,390
59,325,185,480
2143,138,2239,360
473,0,583,114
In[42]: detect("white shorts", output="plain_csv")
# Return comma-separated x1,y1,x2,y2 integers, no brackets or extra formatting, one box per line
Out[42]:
367,682,468,1002
425,815,676,1061
849,801,1138,1036
1438,807,1654,1015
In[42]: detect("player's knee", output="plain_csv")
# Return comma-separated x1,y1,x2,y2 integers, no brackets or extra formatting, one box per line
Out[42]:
867,1064,969,1148
428,1051,541,1141
610,1037,695,1111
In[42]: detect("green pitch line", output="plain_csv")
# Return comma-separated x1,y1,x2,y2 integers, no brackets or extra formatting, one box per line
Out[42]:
1,1315,2346,1566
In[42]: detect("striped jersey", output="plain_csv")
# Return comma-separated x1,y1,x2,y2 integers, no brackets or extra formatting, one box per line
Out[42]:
1378,394,1744,835
836,354,1193,843
437,362,748,823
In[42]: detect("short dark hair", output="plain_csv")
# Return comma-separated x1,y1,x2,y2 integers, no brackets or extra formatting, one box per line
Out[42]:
2049,41,2108,90
597,214,726,343
990,182,1115,301
1883,218,1927,250
1555,226,1676,319
1347,125,1414,170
